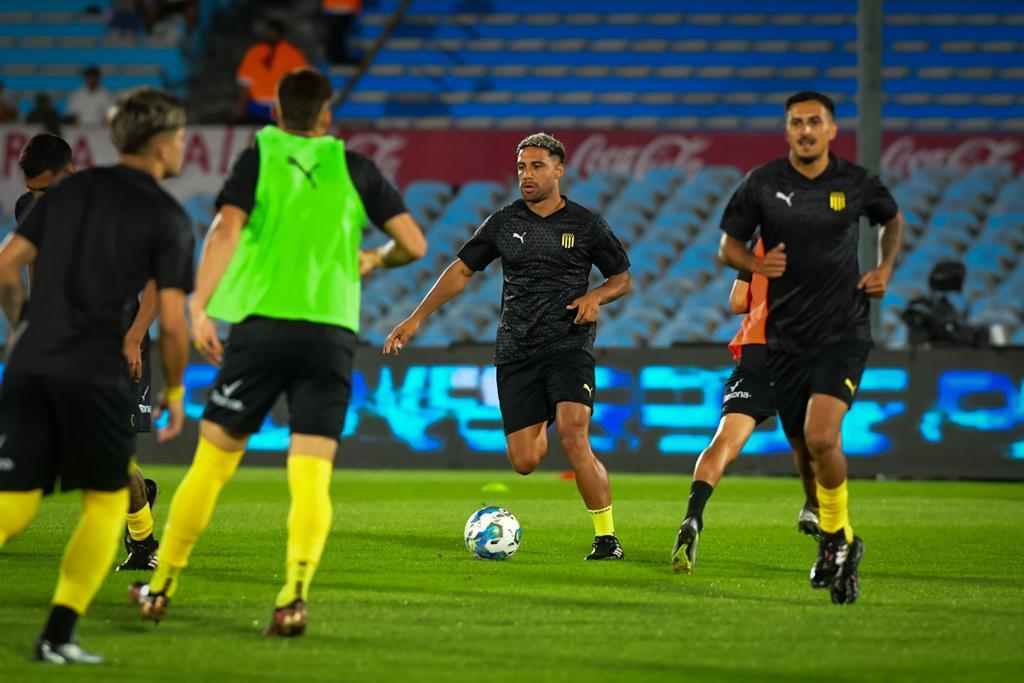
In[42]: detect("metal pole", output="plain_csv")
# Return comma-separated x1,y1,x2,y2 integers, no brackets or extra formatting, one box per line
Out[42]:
857,0,884,339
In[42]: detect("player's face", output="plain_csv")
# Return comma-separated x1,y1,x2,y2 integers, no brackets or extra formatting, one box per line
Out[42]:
517,147,563,203
784,101,837,163
158,127,186,178
23,164,73,198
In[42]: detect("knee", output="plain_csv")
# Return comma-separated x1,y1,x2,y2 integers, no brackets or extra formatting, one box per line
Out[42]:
507,446,543,475
557,419,589,455
804,429,839,459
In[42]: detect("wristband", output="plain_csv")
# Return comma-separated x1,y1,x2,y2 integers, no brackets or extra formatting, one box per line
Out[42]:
164,385,185,402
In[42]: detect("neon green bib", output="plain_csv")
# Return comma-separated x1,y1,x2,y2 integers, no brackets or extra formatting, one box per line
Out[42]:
207,126,367,331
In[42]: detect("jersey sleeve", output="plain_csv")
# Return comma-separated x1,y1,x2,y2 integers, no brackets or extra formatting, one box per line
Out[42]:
735,269,753,283
720,172,762,241
215,145,260,213
863,174,899,225
154,209,196,293
457,214,501,271
236,46,259,86
14,191,47,247
345,151,407,228
14,191,35,223
591,216,630,277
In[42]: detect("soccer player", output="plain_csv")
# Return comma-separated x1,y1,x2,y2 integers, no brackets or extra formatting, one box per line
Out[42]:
135,67,426,636
717,91,903,604
385,133,632,561
16,133,164,572
671,234,821,574
0,88,193,663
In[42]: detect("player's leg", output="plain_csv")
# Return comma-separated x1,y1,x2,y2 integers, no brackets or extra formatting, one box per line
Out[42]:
497,357,551,475
506,422,548,474
0,489,43,548
118,463,159,571
788,437,821,538
0,373,51,548
672,413,756,574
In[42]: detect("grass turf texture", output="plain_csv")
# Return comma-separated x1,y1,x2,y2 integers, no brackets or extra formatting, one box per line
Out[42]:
1,467,1022,682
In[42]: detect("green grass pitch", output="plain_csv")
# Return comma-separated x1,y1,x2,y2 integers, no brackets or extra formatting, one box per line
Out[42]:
1,467,1022,682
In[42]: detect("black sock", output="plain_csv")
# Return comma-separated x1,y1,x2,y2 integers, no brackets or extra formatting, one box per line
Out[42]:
685,480,715,531
41,605,78,645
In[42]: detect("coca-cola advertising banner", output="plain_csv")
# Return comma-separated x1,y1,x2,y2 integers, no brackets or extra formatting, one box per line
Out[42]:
2,126,1022,211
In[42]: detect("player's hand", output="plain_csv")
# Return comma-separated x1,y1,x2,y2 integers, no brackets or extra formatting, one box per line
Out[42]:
123,334,143,381
191,309,223,365
359,248,384,277
384,317,420,354
857,264,892,298
567,292,601,324
756,242,787,279
154,389,185,443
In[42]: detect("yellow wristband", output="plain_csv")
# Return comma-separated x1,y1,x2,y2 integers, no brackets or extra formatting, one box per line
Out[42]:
164,385,185,402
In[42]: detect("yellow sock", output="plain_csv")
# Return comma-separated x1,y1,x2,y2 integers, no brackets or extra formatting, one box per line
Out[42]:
816,480,854,544
0,489,42,548
151,437,243,597
52,489,129,614
126,503,154,541
588,504,615,536
275,455,333,608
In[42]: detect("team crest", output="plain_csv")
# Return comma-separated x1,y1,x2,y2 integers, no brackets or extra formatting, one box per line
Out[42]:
829,192,846,212
561,233,575,249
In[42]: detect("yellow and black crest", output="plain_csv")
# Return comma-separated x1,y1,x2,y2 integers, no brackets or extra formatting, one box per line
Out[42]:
829,191,846,212
561,233,575,249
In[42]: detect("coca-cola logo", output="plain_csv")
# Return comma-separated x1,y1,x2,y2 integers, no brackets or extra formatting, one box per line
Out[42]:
571,134,711,179
344,132,407,182
882,136,1020,176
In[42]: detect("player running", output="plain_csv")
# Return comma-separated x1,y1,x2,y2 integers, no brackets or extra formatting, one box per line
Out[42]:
15,133,163,573
0,88,193,663
671,234,820,574
717,91,903,604
385,133,632,561
135,67,427,636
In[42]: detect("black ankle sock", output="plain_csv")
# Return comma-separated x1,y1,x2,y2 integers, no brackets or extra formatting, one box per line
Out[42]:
686,480,715,531
41,605,78,645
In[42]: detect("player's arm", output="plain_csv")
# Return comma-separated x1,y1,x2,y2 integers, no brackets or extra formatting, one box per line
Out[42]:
190,205,247,364
729,278,751,314
383,258,475,354
719,235,786,279
360,212,427,275
155,287,189,442
567,270,631,324
857,210,905,298
0,234,37,328
123,279,158,381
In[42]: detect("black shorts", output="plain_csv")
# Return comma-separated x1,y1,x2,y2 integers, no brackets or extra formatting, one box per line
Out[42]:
201,317,355,439
721,344,775,424
768,339,873,439
496,349,595,434
129,333,152,433
0,372,134,494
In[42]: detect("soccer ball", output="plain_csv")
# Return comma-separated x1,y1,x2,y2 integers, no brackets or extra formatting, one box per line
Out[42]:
464,506,521,560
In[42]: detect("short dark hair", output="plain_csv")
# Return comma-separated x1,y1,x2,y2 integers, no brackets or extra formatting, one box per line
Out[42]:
108,88,186,154
19,133,72,179
516,132,566,163
277,68,333,131
785,91,835,118
83,65,101,78
266,18,286,36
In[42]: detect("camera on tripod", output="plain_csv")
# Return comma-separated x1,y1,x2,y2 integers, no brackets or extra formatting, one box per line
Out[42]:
900,261,989,348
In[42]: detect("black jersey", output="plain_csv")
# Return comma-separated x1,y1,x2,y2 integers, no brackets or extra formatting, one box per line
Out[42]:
9,165,194,382
457,197,630,365
720,154,898,354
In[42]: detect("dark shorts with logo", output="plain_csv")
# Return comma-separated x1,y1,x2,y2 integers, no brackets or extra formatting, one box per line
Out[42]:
721,343,775,424
767,339,872,439
130,334,152,433
0,372,134,494
201,317,355,439
496,349,595,435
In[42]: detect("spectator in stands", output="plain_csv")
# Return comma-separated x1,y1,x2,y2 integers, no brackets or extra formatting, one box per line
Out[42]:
66,67,114,127
109,0,146,37
0,81,19,123
233,19,308,124
323,0,362,65
26,94,62,135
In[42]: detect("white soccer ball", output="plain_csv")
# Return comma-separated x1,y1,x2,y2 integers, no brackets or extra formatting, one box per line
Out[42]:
464,506,522,560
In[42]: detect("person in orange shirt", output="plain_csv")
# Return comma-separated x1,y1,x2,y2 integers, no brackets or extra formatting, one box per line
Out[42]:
234,19,308,123
323,0,362,65
670,235,820,574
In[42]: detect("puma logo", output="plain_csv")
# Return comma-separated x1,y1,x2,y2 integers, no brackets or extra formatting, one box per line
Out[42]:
775,191,794,207
287,157,320,188
583,383,593,398
513,232,525,243
844,378,857,395
222,380,243,397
